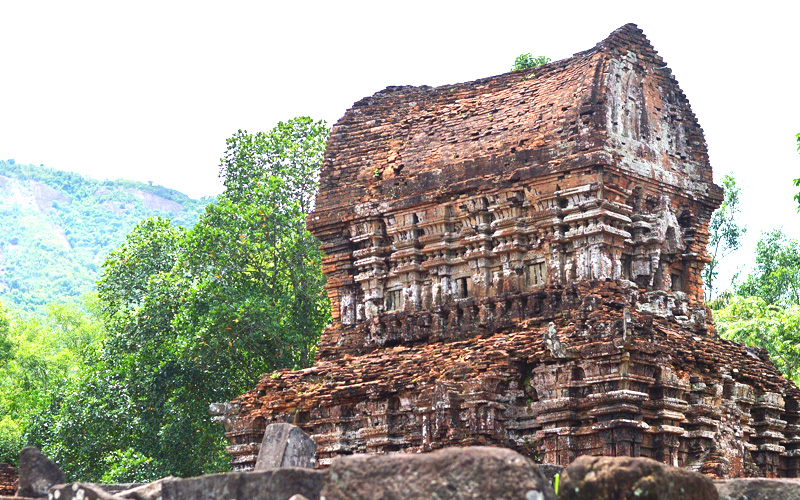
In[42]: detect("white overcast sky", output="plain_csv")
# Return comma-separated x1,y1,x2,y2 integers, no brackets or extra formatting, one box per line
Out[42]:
1,1,798,289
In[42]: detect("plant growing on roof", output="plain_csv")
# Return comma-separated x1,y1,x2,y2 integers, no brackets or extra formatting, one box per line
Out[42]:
511,53,551,72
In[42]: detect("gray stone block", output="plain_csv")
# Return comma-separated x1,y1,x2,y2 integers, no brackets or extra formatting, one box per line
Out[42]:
159,468,326,500
537,464,564,485
320,446,556,500
17,447,65,498
255,424,316,470
716,478,800,500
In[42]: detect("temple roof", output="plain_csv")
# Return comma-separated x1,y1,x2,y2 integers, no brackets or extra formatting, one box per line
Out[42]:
312,23,718,227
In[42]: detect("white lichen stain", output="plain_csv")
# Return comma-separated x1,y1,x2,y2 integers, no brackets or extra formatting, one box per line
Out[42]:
525,490,544,500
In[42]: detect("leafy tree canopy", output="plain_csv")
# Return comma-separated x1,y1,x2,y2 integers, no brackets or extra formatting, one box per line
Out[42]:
0,297,104,465
220,117,329,213
24,117,331,481
714,295,800,385
737,228,800,307
703,174,745,300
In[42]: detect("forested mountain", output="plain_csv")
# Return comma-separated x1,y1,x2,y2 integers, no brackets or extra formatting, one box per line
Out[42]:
0,160,211,313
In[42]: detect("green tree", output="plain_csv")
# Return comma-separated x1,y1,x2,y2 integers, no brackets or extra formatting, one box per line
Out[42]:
714,295,800,384
703,174,746,300
737,229,800,307
511,53,551,72
25,222,213,481
0,303,17,463
0,297,104,465
97,217,184,333
26,117,331,481
188,117,331,371
0,303,11,368
220,117,329,213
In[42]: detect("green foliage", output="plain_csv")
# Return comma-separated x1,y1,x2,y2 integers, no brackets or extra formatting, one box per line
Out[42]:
714,296,800,385
0,297,104,465
0,161,210,314
793,133,800,208
737,229,800,307
220,117,329,213
25,117,331,481
24,358,168,482
23,220,215,481
0,303,11,368
716,225,800,387
100,449,158,484
98,218,184,324
703,174,745,300
511,53,551,72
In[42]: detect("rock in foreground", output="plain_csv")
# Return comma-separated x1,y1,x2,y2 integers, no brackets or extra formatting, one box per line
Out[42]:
17,447,65,498
716,478,800,500
558,455,718,500
321,446,555,500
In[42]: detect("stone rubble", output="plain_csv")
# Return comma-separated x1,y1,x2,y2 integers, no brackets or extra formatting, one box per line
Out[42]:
8,447,800,499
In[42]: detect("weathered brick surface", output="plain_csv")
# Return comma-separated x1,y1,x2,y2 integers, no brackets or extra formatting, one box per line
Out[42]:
0,463,16,496
215,24,800,478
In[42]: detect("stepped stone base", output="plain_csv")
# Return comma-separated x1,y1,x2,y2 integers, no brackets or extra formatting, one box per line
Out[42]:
215,282,800,478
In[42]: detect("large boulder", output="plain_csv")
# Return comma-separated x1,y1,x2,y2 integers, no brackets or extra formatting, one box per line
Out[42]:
716,478,800,500
254,423,316,470
558,456,718,500
16,447,66,498
320,446,555,500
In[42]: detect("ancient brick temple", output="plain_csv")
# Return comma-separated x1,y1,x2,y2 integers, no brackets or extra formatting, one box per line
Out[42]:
213,24,800,478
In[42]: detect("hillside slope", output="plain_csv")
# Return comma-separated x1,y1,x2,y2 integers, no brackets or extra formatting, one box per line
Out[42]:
0,160,212,313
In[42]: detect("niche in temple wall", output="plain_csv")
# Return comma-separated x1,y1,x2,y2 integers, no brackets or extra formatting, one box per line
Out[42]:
625,187,689,291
